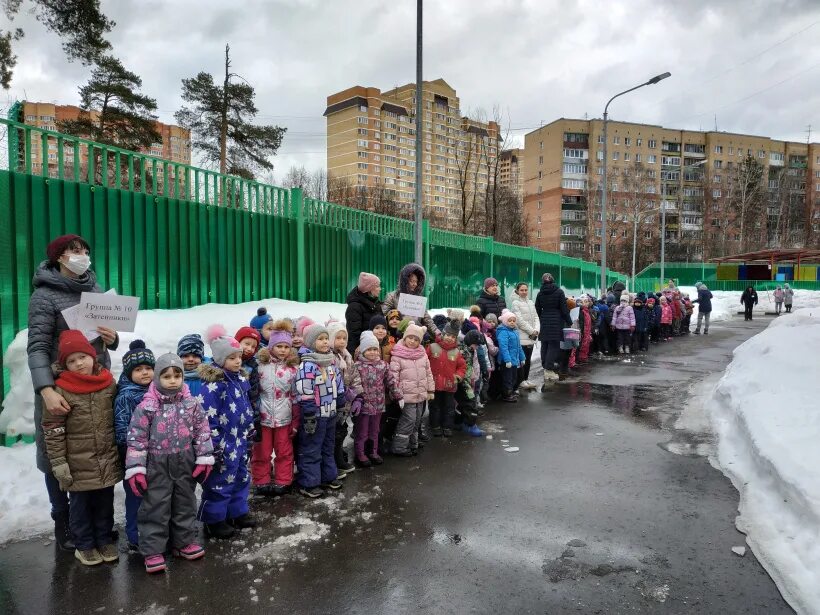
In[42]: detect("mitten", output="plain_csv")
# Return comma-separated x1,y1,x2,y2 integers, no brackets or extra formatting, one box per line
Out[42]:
192,464,212,484
52,463,73,491
398,399,405,409
529,332,538,340
303,414,317,435
128,473,147,497
350,398,363,417
505,362,512,369
427,393,435,401
252,420,262,443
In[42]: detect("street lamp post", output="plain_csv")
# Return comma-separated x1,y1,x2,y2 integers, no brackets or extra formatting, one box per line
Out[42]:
600,71,670,297
413,0,423,265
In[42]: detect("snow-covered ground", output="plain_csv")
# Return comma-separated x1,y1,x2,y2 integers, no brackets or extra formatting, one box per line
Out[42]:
705,305,820,614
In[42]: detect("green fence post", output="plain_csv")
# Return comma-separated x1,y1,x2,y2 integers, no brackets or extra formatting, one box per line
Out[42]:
558,253,563,287
292,187,307,303
529,247,535,291
488,236,495,280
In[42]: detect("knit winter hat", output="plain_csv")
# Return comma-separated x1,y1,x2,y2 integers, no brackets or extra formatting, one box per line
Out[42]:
357,272,381,295
294,316,315,338
250,307,272,332
484,277,499,290
177,333,205,358
369,314,388,330
620,296,629,304
447,308,465,322
500,309,517,326
58,330,96,366
303,323,329,351
485,313,498,325
153,353,184,395
397,318,412,335
267,319,294,347
205,324,242,367
432,313,448,331
403,322,427,341
358,330,380,354
443,321,460,338
325,319,347,345
46,234,89,266
386,309,401,323
463,329,485,347
122,339,155,378
234,326,261,344
469,305,482,318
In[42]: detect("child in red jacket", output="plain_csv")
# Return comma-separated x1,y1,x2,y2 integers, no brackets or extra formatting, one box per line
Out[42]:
426,321,466,437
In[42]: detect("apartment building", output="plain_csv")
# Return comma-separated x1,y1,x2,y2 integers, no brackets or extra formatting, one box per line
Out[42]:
17,101,192,173
324,79,499,230
499,148,524,200
523,118,820,264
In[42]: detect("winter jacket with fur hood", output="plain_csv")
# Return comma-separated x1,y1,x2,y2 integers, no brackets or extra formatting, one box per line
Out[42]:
43,366,121,491
510,296,539,346
124,382,214,477
382,263,439,336
355,356,402,415
256,347,299,428
389,340,435,403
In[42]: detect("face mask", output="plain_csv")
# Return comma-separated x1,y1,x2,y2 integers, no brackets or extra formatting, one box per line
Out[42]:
62,254,91,275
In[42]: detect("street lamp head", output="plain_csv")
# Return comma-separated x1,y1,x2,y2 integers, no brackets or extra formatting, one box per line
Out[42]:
647,71,671,85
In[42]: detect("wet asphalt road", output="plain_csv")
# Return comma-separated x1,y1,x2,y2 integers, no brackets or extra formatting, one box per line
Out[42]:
0,317,794,615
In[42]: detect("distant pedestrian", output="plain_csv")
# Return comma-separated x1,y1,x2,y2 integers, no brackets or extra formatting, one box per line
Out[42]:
773,286,784,315
784,283,794,313
740,286,758,321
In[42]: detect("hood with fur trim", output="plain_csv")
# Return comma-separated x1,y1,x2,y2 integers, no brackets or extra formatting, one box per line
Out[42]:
256,346,300,367
396,263,426,295
197,362,248,383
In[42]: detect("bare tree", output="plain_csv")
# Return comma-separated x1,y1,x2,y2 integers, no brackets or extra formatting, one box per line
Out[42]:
327,174,407,218
725,154,766,252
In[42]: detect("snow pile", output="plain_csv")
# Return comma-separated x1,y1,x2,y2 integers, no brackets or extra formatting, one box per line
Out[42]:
690,287,820,323
708,309,820,613
0,443,53,543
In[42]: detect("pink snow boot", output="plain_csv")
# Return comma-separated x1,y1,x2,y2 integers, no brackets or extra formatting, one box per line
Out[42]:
144,554,166,573
173,543,205,561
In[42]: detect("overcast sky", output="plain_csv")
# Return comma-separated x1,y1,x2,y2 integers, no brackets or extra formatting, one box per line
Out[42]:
4,0,819,178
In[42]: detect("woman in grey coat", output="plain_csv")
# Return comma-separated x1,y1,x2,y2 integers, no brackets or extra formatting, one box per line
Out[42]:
27,234,119,551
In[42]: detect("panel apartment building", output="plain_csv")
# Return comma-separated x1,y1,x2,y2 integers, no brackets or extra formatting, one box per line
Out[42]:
17,101,192,174
498,147,524,200
324,79,499,230
523,118,820,265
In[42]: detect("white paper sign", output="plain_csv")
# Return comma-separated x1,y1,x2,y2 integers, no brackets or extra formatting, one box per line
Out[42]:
397,294,428,318
61,289,117,341
570,307,580,322
76,292,140,332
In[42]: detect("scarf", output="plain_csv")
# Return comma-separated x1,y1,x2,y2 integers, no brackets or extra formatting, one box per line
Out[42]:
391,341,425,360
55,368,114,394
300,351,335,367
184,368,200,381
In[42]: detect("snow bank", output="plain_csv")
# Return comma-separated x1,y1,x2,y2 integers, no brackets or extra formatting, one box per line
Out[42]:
708,308,820,613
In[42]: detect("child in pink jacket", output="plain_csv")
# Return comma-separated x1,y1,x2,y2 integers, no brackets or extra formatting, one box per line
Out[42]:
389,323,435,456
659,296,673,341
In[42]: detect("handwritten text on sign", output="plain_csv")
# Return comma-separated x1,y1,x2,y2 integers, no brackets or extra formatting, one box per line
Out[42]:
397,294,428,318
77,293,141,332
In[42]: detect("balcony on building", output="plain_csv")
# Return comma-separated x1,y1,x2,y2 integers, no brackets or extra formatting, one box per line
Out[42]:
563,132,589,150
561,195,586,208
683,143,705,157
661,199,677,212
561,208,587,222
662,142,681,153
789,155,807,169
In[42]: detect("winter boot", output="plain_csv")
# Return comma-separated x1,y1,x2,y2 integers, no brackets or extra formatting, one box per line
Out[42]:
228,514,257,529
431,426,443,437
322,480,343,490
442,428,453,437
98,543,119,563
298,486,325,498
354,456,372,468
625,346,630,354
205,521,235,540
74,548,103,566
369,454,384,465
54,511,74,551
502,392,518,403
144,554,166,573
173,543,205,560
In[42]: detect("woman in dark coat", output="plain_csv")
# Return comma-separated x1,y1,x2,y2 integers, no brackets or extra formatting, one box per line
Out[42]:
534,272,571,389
476,277,507,319
345,272,383,355
740,286,758,321
27,234,119,550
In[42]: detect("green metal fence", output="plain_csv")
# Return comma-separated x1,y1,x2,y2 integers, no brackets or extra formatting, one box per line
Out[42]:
0,116,625,403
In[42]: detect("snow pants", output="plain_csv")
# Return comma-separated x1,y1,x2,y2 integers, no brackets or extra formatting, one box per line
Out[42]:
516,345,534,388
296,415,337,489
775,301,783,315
696,312,710,333
631,331,649,352
335,412,350,467
616,329,632,350
69,486,115,551
785,303,792,313
743,304,754,320
429,391,456,430
501,365,517,394
660,324,671,339
354,413,381,461
199,443,250,524
391,402,425,454
139,450,198,556
251,425,295,487
454,390,477,427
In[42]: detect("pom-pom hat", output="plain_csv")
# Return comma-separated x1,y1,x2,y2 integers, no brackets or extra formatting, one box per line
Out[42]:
122,339,155,378
205,324,242,366
250,307,272,332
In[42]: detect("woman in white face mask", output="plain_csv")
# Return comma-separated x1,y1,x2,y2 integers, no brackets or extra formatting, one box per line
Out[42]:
26,234,120,552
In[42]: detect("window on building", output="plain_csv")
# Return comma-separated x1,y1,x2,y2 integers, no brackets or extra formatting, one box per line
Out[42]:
648,139,656,149
612,151,619,160
714,145,723,154
613,136,620,144
713,160,723,169
728,147,734,155
624,153,631,162
357,117,368,125
536,230,542,239
713,174,721,183
539,155,543,165
598,135,604,144
537,201,543,210
712,189,721,198
758,150,766,159
597,150,604,161
647,154,656,164
539,141,543,150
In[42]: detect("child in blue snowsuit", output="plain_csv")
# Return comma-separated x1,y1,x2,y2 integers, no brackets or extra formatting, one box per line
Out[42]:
197,325,256,539
113,340,155,548
496,310,526,401
293,324,346,499
631,298,650,352
594,300,609,354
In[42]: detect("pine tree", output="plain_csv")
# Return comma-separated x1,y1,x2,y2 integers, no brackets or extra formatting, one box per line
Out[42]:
0,0,114,89
58,55,160,151
175,44,286,179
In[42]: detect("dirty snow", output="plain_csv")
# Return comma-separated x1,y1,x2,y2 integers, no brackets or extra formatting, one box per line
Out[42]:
707,309,820,614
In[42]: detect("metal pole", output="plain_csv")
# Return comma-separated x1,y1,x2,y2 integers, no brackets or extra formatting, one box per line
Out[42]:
600,111,608,296
660,201,666,288
631,210,638,283
413,0,423,265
